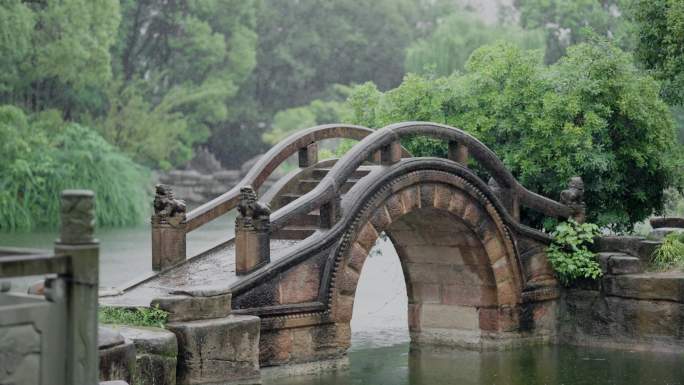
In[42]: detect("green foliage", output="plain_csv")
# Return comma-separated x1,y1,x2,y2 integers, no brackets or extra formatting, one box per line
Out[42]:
631,0,684,105
110,0,259,169
547,220,602,286
651,232,684,271
0,0,120,114
263,86,353,145
346,41,680,230
99,305,168,328
515,0,635,63
406,12,545,77
0,106,149,231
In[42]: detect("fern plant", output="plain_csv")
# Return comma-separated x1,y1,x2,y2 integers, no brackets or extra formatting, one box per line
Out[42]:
651,232,684,271
547,219,602,286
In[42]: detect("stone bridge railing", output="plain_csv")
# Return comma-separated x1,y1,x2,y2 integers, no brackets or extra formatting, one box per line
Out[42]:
151,124,385,271
0,190,99,385
272,121,581,232
152,121,583,272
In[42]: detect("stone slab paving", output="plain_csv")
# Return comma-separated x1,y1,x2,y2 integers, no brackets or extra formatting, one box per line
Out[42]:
100,239,300,308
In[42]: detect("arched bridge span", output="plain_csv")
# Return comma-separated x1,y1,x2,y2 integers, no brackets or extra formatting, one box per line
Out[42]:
104,122,585,367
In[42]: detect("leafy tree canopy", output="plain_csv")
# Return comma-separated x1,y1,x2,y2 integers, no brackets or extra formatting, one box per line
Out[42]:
631,0,684,105
515,0,635,63
347,41,680,230
105,0,259,169
0,0,120,115
405,11,545,77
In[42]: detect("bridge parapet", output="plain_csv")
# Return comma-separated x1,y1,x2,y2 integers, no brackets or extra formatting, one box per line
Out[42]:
272,121,581,234
150,124,377,271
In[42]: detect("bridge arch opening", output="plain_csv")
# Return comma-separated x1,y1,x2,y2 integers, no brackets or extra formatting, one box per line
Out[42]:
332,174,523,349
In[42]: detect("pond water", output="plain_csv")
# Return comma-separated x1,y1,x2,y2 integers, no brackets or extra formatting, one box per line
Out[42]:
2,221,683,384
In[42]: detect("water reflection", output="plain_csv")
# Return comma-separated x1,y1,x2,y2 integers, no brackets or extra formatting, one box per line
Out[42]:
270,343,684,385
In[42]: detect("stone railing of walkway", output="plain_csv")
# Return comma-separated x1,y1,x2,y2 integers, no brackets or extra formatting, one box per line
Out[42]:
0,190,100,385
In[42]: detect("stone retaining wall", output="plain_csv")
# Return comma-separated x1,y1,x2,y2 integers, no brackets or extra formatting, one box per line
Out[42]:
558,273,684,353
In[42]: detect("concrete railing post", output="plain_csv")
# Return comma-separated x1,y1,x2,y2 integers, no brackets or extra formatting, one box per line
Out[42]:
54,190,99,385
380,141,402,165
448,140,469,165
560,176,586,223
235,186,271,275
151,184,187,271
298,142,318,168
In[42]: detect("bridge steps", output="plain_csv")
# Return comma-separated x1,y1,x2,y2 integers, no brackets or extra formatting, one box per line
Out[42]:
271,165,373,241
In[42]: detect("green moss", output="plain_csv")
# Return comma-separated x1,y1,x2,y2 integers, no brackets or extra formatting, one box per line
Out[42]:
99,305,168,328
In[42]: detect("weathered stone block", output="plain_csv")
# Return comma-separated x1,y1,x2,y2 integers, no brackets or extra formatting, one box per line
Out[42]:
420,304,479,330
113,326,177,385
151,288,232,322
607,255,641,275
346,242,368,273
603,274,684,302
99,327,136,383
648,227,684,241
168,315,260,385
355,222,378,252
278,260,321,304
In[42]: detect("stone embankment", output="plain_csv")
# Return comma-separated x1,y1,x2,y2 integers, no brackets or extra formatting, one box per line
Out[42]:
559,218,684,353
156,149,280,205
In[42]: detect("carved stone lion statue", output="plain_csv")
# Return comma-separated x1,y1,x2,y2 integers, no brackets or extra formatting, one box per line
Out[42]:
237,186,271,220
153,184,186,225
560,177,585,206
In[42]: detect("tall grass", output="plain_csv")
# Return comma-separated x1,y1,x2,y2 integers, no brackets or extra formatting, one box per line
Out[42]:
651,233,684,271
0,106,151,231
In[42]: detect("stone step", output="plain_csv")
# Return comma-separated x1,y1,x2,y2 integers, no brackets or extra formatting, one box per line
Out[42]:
299,178,360,194
287,213,321,227
278,193,302,206
597,252,642,275
272,225,317,240
311,167,372,180
603,273,684,302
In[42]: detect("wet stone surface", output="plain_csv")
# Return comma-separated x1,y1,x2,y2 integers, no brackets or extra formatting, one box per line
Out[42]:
100,239,299,308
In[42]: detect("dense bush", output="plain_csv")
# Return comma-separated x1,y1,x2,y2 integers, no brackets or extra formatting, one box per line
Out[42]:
0,106,150,230
547,220,602,286
347,41,681,230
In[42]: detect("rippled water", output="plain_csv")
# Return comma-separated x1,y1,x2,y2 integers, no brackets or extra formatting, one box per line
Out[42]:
3,222,683,384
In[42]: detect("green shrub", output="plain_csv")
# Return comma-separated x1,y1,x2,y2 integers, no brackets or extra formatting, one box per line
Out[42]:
99,305,168,328
547,220,602,286
0,106,150,231
651,233,684,271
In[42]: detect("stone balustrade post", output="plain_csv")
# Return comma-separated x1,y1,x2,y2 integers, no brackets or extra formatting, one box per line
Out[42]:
53,189,99,385
151,184,187,271
560,176,586,224
235,186,271,275
298,142,318,168
448,141,469,165
380,141,402,165
320,196,341,229
488,178,520,221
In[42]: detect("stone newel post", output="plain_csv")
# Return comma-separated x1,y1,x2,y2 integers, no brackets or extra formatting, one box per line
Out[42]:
235,186,271,275
54,189,99,385
560,176,586,223
151,184,187,271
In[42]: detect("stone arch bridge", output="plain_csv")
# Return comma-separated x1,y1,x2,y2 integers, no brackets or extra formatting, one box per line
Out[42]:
103,122,585,369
